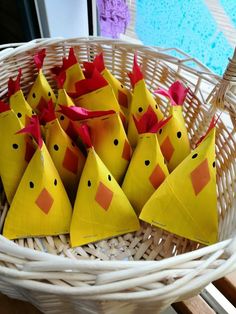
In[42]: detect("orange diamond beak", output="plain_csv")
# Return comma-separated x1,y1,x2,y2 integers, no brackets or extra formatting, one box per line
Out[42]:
118,90,128,108
95,182,113,211
160,136,174,162
62,147,79,174
122,140,132,161
191,159,211,195
149,164,166,189
35,188,54,214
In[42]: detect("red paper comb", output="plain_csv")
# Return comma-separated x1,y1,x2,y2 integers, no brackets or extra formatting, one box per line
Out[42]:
59,105,115,121
55,71,66,89
76,123,92,148
8,68,22,97
62,47,78,70
73,67,108,97
133,105,172,134
93,52,105,72
83,61,96,78
39,100,56,124
196,115,220,146
34,49,46,71
17,115,43,148
155,81,189,106
0,100,10,113
128,53,143,88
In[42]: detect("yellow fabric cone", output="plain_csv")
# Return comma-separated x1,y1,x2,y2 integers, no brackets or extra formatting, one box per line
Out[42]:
81,113,132,183
0,109,32,204
63,63,84,93
70,148,140,247
128,80,164,148
140,128,217,245
27,70,56,112
157,106,191,172
122,133,169,215
3,143,72,239
10,90,33,125
44,119,85,200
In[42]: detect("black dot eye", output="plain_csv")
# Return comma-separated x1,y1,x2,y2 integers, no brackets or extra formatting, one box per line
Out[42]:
177,131,182,138
60,115,65,121
32,93,36,98
87,180,91,187
155,105,158,109
29,181,34,188
12,143,18,149
138,107,143,113
121,84,123,88
54,179,57,186
159,129,162,134
48,92,51,97
192,153,198,159
54,144,59,151
108,175,111,181
32,110,35,115
17,112,22,118
213,161,216,168
113,139,119,145
145,160,150,166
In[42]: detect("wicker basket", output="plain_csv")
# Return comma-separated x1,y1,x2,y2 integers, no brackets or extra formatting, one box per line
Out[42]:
0,37,236,314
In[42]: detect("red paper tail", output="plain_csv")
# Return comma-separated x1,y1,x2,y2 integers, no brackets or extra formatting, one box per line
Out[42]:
59,105,115,121
128,53,143,88
93,52,105,72
39,100,56,124
0,100,10,113
8,68,22,97
17,115,43,148
62,47,78,70
155,81,189,106
34,49,46,71
55,71,66,89
196,115,220,146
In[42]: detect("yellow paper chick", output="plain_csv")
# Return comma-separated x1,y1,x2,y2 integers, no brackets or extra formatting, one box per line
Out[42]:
59,106,132,183
52,47,84,94
3,116,72,240
84,52,132,120
140,119,218,245
155,81,191,172
122,107,170,214
70,124,140,247
127,54,164,148
40,101,85,202
71,64,126,125
0,100,35,204
8,69,33,125
27,49,56,113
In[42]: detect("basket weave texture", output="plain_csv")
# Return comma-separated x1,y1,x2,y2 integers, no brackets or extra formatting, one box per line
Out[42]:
0,37,236,314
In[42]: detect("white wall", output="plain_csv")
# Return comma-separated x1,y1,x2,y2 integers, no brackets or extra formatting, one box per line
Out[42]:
44,0,89,38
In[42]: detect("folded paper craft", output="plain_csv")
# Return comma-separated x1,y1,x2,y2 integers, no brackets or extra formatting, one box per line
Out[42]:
0,100,34,204
140,119,218,245
70,64,126,124
8,69,33,125
27,49,56,112
122,106,169,214
127,54,164,148
52,47,84,93
84,52,132,119
3,116,72,240
59,106,131,183
70,123,140,247
40,101,86,202
155,81,191,172
53,71,77,139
